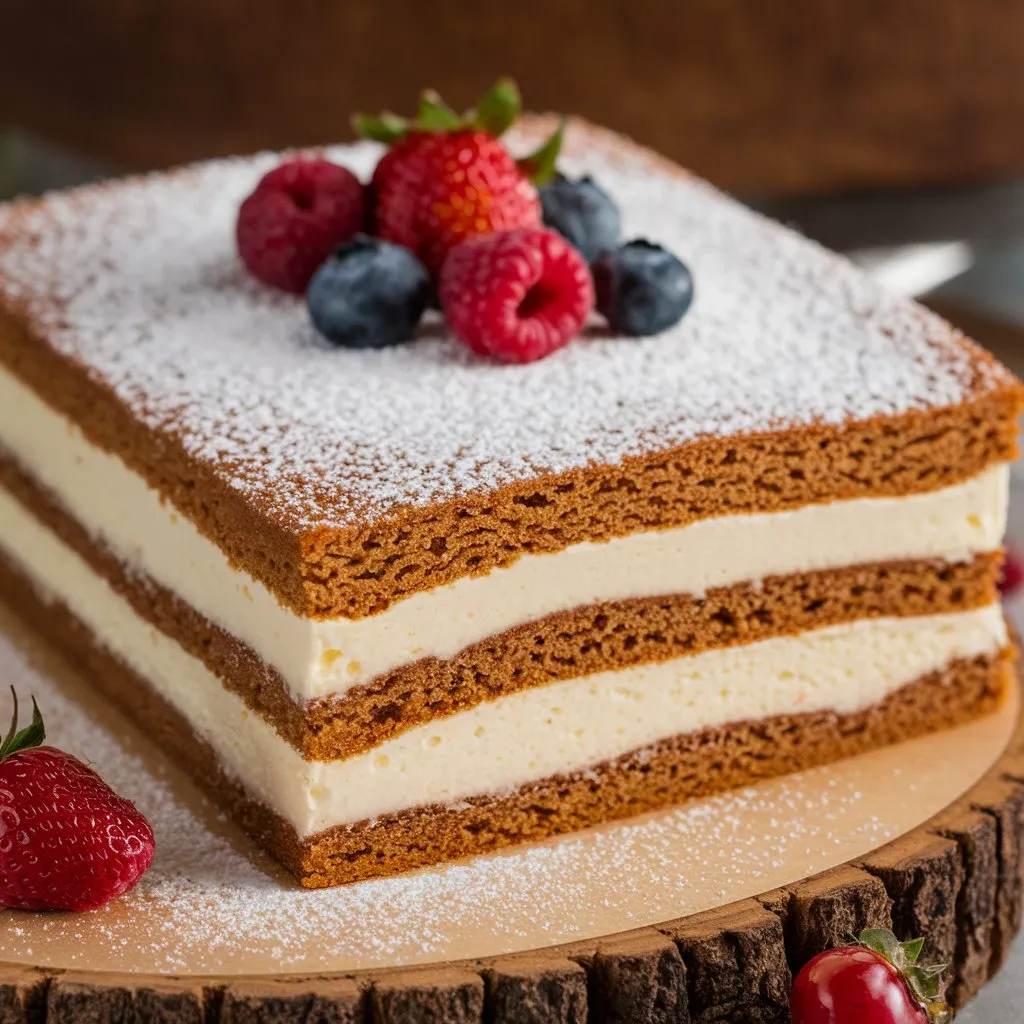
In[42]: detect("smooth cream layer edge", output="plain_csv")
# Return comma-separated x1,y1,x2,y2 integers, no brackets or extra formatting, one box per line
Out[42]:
0,484,1008,836
0,363,1009,703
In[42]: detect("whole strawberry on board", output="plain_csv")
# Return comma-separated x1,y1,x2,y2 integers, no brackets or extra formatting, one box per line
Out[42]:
0,690,155,911
791,928,952,1024
354,78,563,274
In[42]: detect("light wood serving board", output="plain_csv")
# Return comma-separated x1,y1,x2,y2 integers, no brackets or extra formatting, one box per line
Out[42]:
0,599,1022,1022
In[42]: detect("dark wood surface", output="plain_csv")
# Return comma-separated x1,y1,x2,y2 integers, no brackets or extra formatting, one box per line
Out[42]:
2,1,1024,194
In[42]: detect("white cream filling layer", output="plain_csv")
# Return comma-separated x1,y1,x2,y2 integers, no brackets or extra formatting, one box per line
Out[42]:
0,364,1010,703
0,483,1008,837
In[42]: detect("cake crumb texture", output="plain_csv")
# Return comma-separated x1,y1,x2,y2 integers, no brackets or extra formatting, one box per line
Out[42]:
0,547,1011,888
2,588,1016,981
0,118,1020,617
0,448,1003,757
296,653,1010,888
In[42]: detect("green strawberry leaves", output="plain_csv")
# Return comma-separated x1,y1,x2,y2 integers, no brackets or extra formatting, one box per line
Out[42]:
518,119,565,186
417,90,462,132
353,78,564,184
351,111,408,144
353,77,565,195
901,937,926,964
0,688,45,761
854,929,952,1024
353,77,524,143
471,77,522,137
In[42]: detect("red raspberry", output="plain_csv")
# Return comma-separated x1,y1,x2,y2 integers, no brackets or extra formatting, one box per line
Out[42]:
0,694,155,911
440,227,594,363
375,130,542,274
236,157,365,293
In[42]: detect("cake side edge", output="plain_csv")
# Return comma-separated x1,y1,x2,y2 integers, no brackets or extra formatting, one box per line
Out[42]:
0,545,1010,887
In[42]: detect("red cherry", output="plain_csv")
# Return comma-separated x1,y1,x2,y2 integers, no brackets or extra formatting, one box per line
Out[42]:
791,947,929,1024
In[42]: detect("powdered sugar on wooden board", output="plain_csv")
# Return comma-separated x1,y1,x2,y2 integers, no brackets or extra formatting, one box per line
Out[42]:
0,121,1010,532
0,614,1015,976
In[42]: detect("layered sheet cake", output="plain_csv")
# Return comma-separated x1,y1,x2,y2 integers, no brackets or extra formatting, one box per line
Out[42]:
0,119,1021,888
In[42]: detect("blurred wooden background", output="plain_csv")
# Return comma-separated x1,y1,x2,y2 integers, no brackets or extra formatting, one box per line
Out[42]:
1,0,1024,194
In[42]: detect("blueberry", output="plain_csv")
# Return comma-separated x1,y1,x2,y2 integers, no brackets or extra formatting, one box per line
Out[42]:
307,235,431,348
539,174,621,264
593,240,694,337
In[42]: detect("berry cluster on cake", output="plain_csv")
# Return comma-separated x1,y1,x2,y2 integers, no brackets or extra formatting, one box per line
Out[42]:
0,82,1020,889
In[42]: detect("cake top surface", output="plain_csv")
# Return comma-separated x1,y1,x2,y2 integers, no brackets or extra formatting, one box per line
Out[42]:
0,118,1012,533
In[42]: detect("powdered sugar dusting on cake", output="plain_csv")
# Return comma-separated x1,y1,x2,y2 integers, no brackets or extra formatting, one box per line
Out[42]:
0,616,1012,976
0,122,1007,531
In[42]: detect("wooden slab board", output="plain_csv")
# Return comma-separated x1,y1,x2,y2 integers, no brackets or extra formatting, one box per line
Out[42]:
0,604,1023,1021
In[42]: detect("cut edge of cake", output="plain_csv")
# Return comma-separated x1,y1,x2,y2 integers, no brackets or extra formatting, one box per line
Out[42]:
0,115,1019,887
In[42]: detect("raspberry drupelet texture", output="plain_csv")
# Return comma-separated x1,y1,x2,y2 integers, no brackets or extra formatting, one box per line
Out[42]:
236,157,365,293
440,227,595,363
